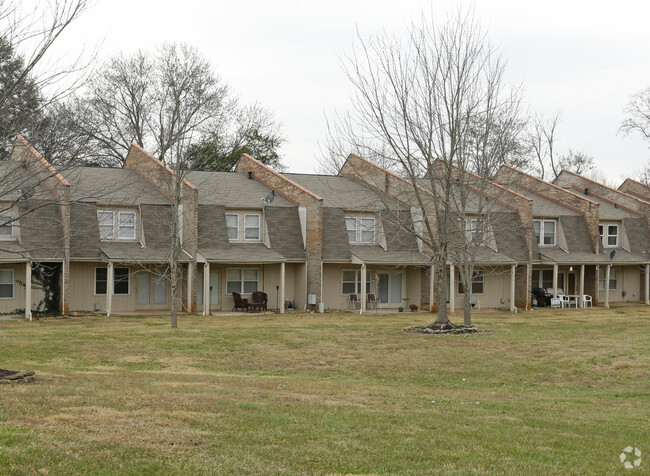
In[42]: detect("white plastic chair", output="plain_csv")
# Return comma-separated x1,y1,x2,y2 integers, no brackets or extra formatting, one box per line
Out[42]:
560,295,570,308
582,295,592,308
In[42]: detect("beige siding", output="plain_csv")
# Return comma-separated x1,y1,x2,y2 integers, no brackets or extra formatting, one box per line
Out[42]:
598,265,642,303
0,264,45,314
197,263,301,312
453,269,511,310
68,262,177,313
323,263,423,310
292,263,307,310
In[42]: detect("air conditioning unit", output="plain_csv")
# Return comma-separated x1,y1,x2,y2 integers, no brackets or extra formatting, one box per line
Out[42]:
94,303,102,311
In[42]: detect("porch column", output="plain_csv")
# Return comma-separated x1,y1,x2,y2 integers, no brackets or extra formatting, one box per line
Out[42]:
280,262,285,314
510,264,516,312
645,264,650,305
552,263,558,297
106,262,114,317
579,264,585,308
526,262,532,310
25,262,32,321
61,260,66,314
449,264,455,313
186,263,193,313
604,264,611,309
203,262,210,316
646,264,649,305
360,263,366,314
429,264,435,312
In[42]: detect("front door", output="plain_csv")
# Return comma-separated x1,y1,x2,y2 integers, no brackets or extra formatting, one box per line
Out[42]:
377,272,403,306
567,272,577,295
137,271,167,308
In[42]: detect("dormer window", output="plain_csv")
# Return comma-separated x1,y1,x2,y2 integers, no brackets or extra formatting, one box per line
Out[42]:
226,214,238,240
0,216,13,236
458,218,484,242
345,216,376,244
225,211,261,242
599,224,618,248
244,214,260,240
97,210,137,240
533,219,555,246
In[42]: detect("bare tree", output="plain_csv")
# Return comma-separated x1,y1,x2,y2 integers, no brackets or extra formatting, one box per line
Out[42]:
53,44,228,166
327,9,526,327
526,113,595,180
0,0,91,157
620,86,650,185
620,86,650,142
56,43,285,169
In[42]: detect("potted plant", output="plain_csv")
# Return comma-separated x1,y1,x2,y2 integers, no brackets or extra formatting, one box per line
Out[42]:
409,304,418,312
398,306,404,312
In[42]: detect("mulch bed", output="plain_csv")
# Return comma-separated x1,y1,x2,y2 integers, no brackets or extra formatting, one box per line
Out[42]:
403,321,494,335
0,369,35,384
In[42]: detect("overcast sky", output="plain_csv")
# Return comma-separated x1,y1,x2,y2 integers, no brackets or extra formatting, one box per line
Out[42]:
55,0,650,182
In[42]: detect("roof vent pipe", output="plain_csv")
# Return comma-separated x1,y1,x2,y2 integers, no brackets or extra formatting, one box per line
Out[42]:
248,171,253,179
584,188,589,195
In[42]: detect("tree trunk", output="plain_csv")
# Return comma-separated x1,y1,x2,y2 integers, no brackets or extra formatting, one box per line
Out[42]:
463,290,472,327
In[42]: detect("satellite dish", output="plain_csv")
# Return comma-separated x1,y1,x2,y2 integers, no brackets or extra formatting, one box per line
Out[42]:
261,190,275,204
609,250,616,261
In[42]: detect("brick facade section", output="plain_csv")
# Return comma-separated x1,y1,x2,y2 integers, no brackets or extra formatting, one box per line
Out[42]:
618,178,650,202
494,165,601,253
554,170,650,221
235,154,324,303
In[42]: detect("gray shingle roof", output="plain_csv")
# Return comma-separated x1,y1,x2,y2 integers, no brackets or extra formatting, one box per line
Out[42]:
70,202,101,259
491,212,529,262
266,207,305,260
186,171,294,207
508,185,580,217
199,243,286,263
570,190,638,220
284,174,386,209
18,200,65,259
350,247,430,264
559,216,593,254
62,167,170,205
322,207,350,261
197,205,229,248
624,218,650,256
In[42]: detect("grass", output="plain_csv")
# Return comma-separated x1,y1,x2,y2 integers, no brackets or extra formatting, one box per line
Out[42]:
0,306,649,475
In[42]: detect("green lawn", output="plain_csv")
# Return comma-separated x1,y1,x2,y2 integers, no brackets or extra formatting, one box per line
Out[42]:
0,307,648,475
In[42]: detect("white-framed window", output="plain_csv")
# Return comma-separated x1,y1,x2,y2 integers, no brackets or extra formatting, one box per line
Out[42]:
226,268,258,294
345,217,357,242
0,216,13,236
0,269,14,298
599,223,619,248
360,217,375,243
458,270,484,294
97,209,137,240
97,210,114,239
345,216,376,244
226,214,239,240
341,269,371,295
225,212,261,242
95,267,130,295
244,214,260,240
118,212,136,239
458,218,484,242
598,268,617,291
533,219,556,246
